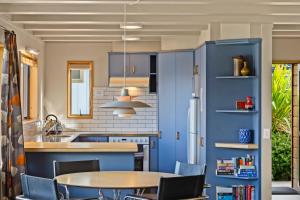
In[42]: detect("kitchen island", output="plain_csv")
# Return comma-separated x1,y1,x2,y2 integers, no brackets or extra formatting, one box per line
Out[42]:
24,134,138,199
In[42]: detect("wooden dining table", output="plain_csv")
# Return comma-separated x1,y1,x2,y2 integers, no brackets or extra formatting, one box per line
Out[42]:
55,171,178,200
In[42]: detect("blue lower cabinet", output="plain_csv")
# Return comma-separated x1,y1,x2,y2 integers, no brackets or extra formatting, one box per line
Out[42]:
158,50,194,173
149,136,158,171
25,152,135,199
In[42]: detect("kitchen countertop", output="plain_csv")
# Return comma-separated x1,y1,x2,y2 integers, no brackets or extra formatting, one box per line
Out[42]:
24,142,138,153
63,131,159,137
23,132,148,153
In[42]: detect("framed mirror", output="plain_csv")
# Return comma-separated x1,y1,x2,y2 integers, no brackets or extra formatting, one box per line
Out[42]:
67,61,93,119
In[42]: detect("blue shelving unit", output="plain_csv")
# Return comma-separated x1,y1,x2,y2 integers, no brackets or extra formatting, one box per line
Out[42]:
195,38,261,200
216,76,257,79
216,175,258,180
216,110,258,113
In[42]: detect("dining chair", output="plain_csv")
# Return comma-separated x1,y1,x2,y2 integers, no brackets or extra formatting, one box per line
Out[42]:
174,161,207,176
16,173,62,200
53,159,107,200
124,175,208,200
53,159,100,176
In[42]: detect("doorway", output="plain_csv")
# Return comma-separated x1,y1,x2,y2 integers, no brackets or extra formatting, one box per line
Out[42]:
272,61,299,195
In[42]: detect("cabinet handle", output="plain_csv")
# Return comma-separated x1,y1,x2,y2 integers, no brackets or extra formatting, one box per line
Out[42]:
150,140,155,149
200,136,204,147
176,131,180,140
132,65,136,74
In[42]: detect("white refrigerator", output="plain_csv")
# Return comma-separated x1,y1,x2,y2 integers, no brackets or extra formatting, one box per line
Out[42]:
187,95,201,164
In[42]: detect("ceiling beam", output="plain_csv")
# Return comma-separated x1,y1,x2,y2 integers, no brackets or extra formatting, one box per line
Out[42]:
3,4,300,16
2,0,300,5
40,36,161,41
273,24,300,31
32,30,201,37
0,0,210,5
11,14,300,25
23,24,208,31
273,31,300,35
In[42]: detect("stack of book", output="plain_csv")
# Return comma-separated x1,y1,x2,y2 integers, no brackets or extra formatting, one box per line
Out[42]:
237,165,257,178
216,155,257,178
216,159,235,175
217,185,255,200
233,155,257,178
232,185,255,200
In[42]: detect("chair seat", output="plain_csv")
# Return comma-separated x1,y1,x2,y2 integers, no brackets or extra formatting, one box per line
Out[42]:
69,197,112,200
16,196,32,200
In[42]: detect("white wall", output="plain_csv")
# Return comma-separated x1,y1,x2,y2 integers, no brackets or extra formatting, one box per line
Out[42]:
45,42,111,118
112,41,161,52
63,87,157,133
44,41,160,121
161,36,201,50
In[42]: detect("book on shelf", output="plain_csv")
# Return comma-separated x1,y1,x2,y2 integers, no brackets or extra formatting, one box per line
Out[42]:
216,159,235,176
216,155,257,178
217,185,255,200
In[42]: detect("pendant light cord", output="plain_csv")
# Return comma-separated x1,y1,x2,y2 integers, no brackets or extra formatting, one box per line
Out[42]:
123,0,127,88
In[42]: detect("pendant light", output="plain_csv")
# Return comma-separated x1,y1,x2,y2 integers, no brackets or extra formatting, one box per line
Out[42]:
100,0,150,117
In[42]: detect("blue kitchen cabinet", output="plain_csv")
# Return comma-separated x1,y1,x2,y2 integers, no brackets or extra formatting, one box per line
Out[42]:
149,136,158,171
158,50,194,173
109,53,150,77
128,53,150,77
109,53,129,77
158,52,176,173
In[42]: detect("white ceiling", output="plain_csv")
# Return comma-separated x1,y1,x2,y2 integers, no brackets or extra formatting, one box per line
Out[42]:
1,0,300,42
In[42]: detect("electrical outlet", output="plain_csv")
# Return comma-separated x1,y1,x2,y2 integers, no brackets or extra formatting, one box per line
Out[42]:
263,128,270,139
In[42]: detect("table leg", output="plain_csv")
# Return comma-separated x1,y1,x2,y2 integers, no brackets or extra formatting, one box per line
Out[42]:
113,189,121,200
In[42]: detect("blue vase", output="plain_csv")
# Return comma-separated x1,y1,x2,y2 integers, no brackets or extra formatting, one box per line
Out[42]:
239,129,253,144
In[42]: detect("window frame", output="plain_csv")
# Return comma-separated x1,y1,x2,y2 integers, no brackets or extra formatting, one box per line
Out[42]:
67,60,94,119
20,51,38,121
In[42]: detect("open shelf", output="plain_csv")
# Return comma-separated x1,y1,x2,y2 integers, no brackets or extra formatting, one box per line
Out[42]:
216,175,258,180
216,110,257,113
215,143,258,149
216,76,256,79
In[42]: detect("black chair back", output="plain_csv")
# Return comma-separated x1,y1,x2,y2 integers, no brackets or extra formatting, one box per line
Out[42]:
53,160,100,177
157,175,205,200
20,174,60,200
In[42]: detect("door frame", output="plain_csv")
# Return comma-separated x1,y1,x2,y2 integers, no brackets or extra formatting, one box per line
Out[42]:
273,60,300,191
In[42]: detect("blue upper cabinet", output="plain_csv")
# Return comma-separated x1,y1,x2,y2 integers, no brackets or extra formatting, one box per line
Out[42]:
109,53,150,77
109,53,129,77
128,53,150,77
158,50,194,173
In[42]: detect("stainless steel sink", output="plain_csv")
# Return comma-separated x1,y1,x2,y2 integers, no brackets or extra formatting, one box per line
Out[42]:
72,135,108,142
48,135,71,138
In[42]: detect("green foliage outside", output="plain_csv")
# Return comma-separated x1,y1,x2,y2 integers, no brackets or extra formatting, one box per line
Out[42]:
272,64,292,181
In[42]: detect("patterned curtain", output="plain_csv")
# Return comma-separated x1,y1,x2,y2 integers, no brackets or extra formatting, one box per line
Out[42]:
0,31,25,199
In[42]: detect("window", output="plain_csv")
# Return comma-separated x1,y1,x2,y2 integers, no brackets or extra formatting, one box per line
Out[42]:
20,52,38,120
67,61,93,119
0,43,3,102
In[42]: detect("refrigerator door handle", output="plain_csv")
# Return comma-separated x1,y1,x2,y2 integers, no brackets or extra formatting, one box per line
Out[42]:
187,108,190,162
176,131,180,140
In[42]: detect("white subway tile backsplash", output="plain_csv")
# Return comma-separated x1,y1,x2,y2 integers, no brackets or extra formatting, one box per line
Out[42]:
63,87,158,133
